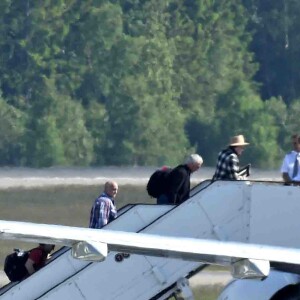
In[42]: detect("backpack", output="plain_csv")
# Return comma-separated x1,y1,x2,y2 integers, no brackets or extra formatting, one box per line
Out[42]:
4,249,30,282
147,167,172,198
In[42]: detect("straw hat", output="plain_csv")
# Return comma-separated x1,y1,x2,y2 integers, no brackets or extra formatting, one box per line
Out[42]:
229,135,249,147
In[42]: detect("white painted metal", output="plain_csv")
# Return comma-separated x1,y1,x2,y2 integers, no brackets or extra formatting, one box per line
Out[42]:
249,183,300,247
231,259,270,279
176,278,194,300
1,180,300,299
218,270,300,300
0,204,173,300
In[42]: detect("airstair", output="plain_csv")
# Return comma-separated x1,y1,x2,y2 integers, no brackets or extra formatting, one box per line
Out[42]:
1,179,300,299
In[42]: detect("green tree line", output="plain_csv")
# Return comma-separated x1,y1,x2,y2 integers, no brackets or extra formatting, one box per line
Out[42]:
0,0,299,168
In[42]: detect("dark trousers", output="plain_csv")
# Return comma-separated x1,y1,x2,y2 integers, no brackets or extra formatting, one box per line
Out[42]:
157,194,170,205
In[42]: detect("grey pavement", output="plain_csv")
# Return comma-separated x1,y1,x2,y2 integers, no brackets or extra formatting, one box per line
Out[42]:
189,271,232,287
0,271,9,287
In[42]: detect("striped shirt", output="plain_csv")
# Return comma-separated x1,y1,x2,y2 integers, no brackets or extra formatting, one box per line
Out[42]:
213,147,243,180
89,193,117,229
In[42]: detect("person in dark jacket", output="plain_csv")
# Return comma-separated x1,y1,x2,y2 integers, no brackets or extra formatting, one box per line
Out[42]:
157,154,203,205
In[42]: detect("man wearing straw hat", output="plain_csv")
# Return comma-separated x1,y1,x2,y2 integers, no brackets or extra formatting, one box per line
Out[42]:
213,134,250,181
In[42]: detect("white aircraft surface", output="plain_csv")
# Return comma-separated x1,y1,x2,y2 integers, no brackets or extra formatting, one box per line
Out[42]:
0,179,300,299
1,219,300,277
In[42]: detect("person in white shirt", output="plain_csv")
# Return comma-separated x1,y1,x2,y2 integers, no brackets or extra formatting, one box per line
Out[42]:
281,134,300,184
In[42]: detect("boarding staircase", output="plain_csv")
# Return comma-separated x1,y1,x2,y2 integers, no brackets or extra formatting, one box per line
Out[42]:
1,179,300,299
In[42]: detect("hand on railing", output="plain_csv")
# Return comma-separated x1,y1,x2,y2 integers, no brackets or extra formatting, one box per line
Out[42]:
238,164,251,178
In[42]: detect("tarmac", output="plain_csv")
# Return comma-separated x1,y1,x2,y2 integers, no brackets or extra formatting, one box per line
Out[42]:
0,271,9,287
189,270,232,287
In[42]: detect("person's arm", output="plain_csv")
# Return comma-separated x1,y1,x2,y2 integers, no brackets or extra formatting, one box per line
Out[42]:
89,201,100,229
281,155,292,183
282,172,292,183
99,200,111,227
24,258,36,275
168,168,186,204
238,164,251,177
227,155,242,180
109,202,117,220
25,248,45,274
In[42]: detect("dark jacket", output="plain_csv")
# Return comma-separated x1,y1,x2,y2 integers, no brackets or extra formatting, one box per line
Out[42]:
166,164,191,204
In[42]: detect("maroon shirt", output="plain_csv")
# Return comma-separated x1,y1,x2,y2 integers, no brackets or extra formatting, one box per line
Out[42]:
28,247,48,271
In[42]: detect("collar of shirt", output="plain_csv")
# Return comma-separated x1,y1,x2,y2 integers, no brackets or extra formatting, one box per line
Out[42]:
100,192,115,204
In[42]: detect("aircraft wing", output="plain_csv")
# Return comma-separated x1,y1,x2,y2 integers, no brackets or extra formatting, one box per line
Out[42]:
1,220,300,279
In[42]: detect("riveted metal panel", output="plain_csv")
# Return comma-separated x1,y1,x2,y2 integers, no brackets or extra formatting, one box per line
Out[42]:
250,183,300,248
0,205,172,300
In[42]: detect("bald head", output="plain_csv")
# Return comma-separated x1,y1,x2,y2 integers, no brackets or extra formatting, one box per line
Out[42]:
104,181,118,198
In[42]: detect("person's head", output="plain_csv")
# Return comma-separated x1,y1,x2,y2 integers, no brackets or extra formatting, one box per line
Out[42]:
104,181,118,198
39,243,55,254
229,134,249,156
292,134,299,151
295,136,300,153
185,154,203,173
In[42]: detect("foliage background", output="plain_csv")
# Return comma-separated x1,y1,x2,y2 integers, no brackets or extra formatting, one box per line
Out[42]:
0,0,299,169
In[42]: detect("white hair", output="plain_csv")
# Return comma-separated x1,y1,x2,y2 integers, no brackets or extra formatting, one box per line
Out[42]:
185,154,203,165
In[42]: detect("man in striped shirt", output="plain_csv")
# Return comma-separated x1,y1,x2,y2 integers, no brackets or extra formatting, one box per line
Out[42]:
89,181,118,229
213,135,249,181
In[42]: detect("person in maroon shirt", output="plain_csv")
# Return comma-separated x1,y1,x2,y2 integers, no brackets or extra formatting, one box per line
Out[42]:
24,244,55,276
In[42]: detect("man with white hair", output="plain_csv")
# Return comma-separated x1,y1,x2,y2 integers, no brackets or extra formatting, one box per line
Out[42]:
157,154,203,205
